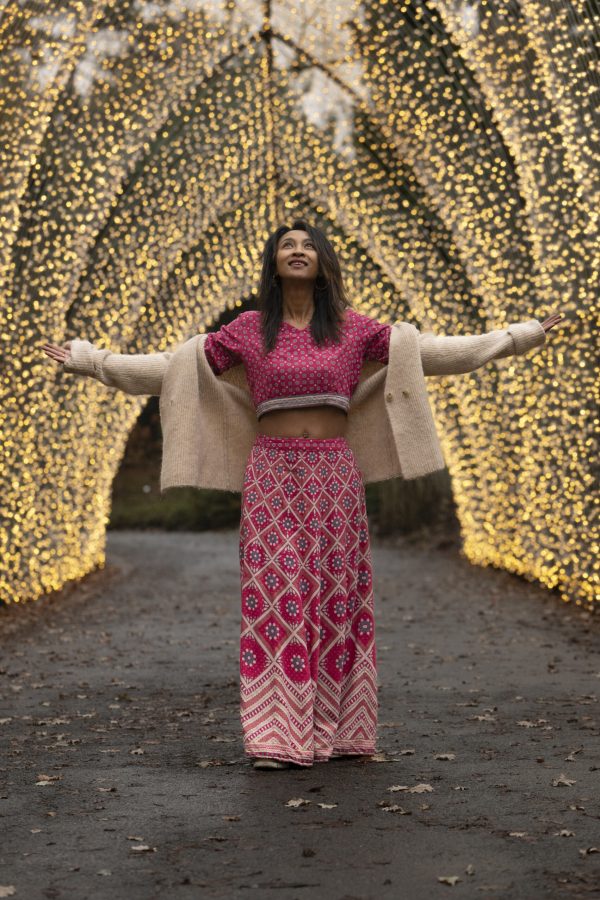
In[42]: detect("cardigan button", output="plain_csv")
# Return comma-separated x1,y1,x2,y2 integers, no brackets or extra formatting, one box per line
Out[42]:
386,391,393,402
402,389,410,397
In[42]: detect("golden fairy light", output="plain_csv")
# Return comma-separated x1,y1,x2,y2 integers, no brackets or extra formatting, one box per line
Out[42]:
0,0,596,608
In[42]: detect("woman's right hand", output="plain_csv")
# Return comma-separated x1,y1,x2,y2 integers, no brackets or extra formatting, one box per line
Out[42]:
41,341,72,365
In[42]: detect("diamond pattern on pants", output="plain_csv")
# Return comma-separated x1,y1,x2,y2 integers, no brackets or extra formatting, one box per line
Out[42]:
239,435,378,766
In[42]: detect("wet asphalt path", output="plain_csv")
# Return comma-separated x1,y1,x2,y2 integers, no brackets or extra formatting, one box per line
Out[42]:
1,527,599,900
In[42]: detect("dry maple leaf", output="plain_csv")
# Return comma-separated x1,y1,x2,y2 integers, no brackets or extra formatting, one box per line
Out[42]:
370,752,393,762
438,875,461,885
377,802,410,814
552,774,576,787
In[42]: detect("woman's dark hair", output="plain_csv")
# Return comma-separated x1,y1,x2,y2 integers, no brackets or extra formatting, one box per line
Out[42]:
256,219,351,352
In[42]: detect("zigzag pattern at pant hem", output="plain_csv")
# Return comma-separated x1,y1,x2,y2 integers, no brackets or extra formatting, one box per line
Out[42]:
246,743,378,767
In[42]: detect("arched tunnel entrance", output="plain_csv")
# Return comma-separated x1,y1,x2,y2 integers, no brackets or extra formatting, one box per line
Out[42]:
0,0,594,608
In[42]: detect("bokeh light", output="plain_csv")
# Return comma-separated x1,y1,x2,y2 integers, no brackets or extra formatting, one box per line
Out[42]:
0,0,597,608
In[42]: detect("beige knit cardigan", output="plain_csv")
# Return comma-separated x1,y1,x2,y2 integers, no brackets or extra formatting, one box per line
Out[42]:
63,317,547,492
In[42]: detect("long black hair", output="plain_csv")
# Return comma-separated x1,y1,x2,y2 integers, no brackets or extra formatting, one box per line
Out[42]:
256,219,351,352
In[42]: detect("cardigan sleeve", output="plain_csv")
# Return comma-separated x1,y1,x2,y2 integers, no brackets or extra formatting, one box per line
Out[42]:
62,339,172,396
203,313,250,375
418,318,547,376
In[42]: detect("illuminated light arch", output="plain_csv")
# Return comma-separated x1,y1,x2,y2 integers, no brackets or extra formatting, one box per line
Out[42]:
0,0,596,607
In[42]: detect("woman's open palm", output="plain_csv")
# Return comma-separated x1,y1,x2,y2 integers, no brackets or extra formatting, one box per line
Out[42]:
41,341,71,365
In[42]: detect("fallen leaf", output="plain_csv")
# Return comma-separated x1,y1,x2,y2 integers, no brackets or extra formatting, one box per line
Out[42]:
379,803,410,814
508,831,528,838
96,870,111,877
410,783,433,794
552,774,576,787
222,815,241,821
285,798,311,808
0,888,16,898
578,847,600,857
565,747,584,761
316,803,337,809
130,844,156,853
438,875,461,886
129,748,144,755
517,719,549,728
434,753,456,760
554,830,575,837
126,835,144,841
195,759,226,768
30,828,42,834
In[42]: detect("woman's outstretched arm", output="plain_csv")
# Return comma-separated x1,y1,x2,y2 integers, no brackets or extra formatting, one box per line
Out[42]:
42,339,173,396
418,313,563,376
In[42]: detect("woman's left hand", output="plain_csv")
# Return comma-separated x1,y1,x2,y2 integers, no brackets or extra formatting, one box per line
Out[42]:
540,312,564,335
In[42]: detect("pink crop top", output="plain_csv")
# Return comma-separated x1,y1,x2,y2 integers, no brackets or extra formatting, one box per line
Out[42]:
203,308,391,418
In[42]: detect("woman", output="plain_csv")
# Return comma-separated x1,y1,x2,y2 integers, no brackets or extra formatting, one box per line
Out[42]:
43,218,563,770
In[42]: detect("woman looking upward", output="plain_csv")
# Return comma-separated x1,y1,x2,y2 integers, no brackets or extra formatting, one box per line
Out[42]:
43,218,563,770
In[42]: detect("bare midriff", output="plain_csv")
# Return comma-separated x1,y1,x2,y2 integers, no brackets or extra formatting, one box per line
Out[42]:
257,405,348,439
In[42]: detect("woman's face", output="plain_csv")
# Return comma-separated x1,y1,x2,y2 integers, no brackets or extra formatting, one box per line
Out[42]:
275,230,319,282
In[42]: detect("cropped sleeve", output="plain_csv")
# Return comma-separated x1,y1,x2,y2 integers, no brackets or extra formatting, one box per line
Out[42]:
362,317,391,365
203,313,248,375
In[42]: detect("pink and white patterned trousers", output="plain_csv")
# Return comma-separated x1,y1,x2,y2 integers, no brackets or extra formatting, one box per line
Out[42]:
238,434,378,766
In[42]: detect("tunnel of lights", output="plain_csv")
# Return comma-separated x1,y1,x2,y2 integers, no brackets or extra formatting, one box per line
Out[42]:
0,0,597,608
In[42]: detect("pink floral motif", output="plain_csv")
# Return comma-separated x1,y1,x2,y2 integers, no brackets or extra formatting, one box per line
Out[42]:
278,590,303,625
324,638,356,683
326,590,348,626
244,541,266,572
353,610,375,647
241,585,264,621
240,635,267,678
282,640,310,684
257,615,287,651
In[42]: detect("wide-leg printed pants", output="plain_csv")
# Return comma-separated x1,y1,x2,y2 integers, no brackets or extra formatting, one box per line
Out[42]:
238,434,378,766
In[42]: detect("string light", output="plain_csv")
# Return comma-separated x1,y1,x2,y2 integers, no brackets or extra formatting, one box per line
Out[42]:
0,0,596,608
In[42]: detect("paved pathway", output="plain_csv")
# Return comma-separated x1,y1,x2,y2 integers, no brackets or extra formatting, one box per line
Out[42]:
1,528,599,899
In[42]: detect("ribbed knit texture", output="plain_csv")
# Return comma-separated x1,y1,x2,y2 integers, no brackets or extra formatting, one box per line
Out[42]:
63,317,546,492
